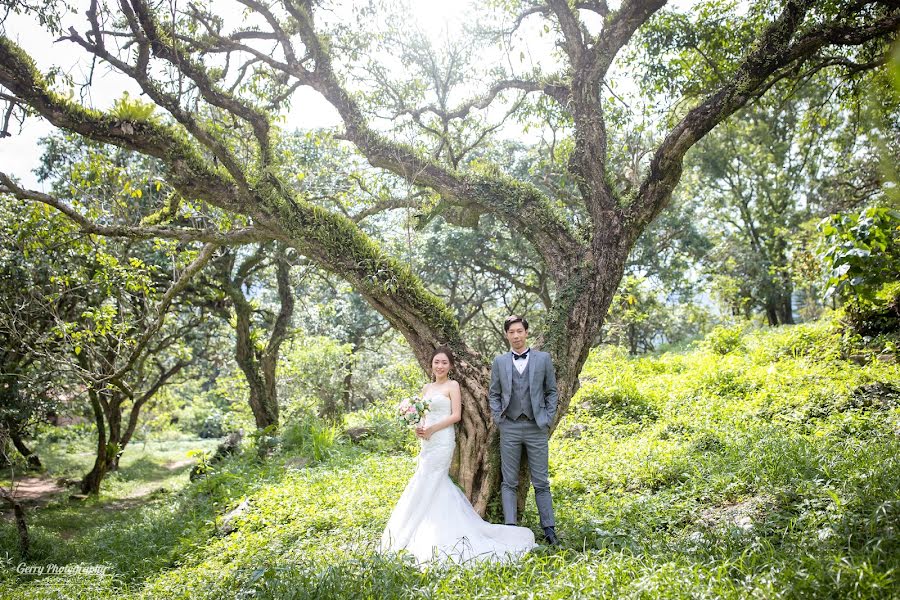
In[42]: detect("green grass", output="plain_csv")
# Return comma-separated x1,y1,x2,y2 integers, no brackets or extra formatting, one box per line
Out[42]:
2,319,899,598
2,436,221,502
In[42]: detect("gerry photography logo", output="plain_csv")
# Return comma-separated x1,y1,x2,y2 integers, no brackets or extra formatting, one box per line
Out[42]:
16,562,112,577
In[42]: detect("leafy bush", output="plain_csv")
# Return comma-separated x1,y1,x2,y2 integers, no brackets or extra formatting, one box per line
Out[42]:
344,397,415,454
279,336,353,422
841,283,900,337
699,369,759,399
198,409,228,439
819,206,900,304
342,358,423,454
702,324,746,355
171,376,254,438
574,381,658,423
279,412,340,463
754,320,841,361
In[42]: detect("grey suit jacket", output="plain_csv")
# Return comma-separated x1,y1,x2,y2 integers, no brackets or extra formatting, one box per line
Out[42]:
488,350,558,429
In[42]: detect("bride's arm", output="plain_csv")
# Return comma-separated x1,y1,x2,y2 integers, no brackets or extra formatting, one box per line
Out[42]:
414,384,430,439
422,381,462,438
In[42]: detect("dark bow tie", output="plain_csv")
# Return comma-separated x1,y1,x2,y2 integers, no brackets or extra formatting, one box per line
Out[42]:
513,350,529,360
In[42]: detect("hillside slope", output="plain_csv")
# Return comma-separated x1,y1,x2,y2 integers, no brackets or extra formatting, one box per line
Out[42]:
4,320,899,599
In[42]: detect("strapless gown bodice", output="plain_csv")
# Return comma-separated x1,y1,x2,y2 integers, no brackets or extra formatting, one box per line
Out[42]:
378,394,536,564
425,394,453,418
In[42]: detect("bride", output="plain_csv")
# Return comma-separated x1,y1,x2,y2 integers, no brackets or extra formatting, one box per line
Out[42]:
379,346,536,565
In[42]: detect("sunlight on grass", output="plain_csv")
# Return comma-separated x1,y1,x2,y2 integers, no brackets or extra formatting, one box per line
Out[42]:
3,320,899,599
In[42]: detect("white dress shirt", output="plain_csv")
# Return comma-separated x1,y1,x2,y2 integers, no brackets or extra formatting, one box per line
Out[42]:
512,348,531,374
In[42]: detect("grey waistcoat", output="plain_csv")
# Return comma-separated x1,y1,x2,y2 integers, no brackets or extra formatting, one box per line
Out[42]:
506,360,534,420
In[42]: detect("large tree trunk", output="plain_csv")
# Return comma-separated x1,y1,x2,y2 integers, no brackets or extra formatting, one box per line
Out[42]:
453,232,631,514
447,363,496,514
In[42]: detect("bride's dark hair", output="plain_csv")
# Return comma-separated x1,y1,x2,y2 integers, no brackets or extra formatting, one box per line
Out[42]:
430,345,455,378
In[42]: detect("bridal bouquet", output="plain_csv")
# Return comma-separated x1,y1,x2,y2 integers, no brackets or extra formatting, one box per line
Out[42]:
397,396,431,427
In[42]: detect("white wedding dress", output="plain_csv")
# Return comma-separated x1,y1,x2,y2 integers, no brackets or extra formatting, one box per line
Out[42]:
379,394,536,565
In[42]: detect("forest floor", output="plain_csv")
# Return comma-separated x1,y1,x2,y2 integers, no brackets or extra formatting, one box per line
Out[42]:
2,319,899,599
4,455,199,508
4,476,65,505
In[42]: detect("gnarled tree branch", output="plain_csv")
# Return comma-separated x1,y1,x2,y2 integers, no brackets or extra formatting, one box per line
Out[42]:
629,0,899,237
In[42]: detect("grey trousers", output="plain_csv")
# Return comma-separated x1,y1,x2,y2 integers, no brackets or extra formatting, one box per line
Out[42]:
499,418,555,528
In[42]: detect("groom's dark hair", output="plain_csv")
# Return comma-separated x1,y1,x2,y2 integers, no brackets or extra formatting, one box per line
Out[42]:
503,315,529,332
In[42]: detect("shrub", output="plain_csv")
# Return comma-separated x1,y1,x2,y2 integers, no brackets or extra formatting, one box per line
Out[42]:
691,431,725,453
703,325,746,355
575,381,658,423
199,409,227,439
700,369,759,399
343,397,415,454
758,321,841,361
280,412,340,463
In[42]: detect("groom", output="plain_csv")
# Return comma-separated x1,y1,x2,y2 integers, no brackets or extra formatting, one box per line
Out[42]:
488,315,559,546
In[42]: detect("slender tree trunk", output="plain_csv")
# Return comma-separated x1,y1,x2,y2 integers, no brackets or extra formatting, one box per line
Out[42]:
231,297,279,430
260,250,293,425
779,278,795,325
113,363,186,471
220,248,290,432
12,500,28,558
81,388,110,495
1,494,29,558
318,392,341,422
765,300,779,326
342,359,353,412
8,427,41,471
106,399,124,472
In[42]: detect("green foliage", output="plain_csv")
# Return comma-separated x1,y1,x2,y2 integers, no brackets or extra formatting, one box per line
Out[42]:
574,380,658,425
279,411,340,463
170,372,255,439
4,318,900,598
750,319,842,362
344,358,425,455
631,0,760,103
819,206,900,304
603,276,712,354
279,336,354,422
702,324,745,355
109,92,158,123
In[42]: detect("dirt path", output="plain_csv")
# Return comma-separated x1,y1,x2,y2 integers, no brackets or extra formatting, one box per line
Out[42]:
3,476,67,505
2,456,197,510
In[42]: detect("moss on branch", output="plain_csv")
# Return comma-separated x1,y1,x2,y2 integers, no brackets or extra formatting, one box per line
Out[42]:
260,180,460,343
